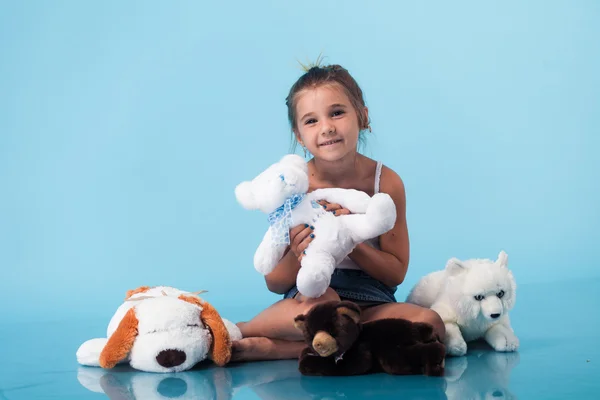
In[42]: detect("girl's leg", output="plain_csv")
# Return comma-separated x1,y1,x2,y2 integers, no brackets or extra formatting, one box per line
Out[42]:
231,288,341,362
361,302,446,341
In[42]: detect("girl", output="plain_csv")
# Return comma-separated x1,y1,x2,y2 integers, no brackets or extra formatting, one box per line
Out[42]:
232,63,444,362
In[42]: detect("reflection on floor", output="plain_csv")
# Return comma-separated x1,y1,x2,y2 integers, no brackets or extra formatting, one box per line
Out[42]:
1,277,599,399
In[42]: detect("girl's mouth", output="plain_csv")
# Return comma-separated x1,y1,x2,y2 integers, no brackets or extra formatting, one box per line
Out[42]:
319,139,342,147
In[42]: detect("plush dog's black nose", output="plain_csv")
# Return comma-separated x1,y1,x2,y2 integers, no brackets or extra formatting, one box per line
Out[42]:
490,313,500,319
156,349,186,368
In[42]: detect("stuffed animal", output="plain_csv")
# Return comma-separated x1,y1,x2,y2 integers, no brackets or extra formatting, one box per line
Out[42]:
76,286,242,373
406,251,519,357
235,154,397,298
293,300,446,376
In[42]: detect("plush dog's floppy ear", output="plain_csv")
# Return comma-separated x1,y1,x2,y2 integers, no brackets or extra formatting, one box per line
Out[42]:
99,308,139,368
125,286,151,300
336,301,361,324
179,295,232,366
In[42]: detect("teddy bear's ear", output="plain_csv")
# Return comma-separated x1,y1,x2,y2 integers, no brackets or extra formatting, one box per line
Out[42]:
495,250,508,268
445,257,467,275
293,314,306,331
234,181,257,210
280,154,307,170
336,301,361,324
99,307,139,369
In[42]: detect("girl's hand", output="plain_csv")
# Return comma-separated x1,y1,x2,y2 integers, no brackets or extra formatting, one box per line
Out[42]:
289,223,315,261
317,200,351,216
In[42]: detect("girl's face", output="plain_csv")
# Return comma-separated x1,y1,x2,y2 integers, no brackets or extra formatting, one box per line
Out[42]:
294,83,367,163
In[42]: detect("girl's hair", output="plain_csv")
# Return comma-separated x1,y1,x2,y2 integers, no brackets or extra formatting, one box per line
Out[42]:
285,63,371,152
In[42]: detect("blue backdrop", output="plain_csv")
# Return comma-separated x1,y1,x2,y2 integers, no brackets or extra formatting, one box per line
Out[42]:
1,1,598,323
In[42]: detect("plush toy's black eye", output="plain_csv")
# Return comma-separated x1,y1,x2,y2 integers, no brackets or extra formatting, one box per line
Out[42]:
497,290,505,298
474,294,484,301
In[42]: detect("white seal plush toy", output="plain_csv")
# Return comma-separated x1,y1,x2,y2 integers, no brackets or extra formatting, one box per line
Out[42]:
235,154,397,298
406,251,519,356
76,286,242,373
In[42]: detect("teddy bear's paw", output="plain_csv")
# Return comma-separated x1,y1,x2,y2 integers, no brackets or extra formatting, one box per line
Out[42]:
422,341,446,377
446,338,467,357
366,193,396,227
490,333,519,352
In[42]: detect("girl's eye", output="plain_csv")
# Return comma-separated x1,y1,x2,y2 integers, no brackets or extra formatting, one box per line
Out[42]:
497,290,505,298
305,119,317,125
474,294,484,301
332,110,345,117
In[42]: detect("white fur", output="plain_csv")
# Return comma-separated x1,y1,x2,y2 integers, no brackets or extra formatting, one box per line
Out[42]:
76,286,241,373
406,251,519,356
235,154,397,298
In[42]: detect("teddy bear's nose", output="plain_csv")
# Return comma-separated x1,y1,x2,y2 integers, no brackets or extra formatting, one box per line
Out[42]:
490,313,500,319
156,349,186,368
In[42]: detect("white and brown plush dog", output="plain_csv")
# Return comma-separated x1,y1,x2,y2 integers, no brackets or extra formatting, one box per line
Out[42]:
76,286,242,373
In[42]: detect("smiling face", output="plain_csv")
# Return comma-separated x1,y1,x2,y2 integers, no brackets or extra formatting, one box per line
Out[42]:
293,83,367,162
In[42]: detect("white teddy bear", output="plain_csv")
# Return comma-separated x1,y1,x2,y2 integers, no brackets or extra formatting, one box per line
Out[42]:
406,251,519,357
235,154,397,298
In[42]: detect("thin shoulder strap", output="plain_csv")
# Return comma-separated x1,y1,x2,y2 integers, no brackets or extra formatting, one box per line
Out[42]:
374,161,383,194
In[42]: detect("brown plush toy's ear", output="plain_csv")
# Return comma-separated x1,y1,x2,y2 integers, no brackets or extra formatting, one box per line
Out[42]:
336,301,361,324
99,308,139,368
293,314,306,331
125,286,151,300
179,295,232,366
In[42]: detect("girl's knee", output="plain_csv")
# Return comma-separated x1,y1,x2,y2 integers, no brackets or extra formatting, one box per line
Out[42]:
417,308,445,340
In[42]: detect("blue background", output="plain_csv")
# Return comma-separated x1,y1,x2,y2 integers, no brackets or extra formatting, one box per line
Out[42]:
1,0,598,325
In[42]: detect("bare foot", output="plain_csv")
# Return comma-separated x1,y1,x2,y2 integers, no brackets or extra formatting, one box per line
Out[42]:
230,337,305,362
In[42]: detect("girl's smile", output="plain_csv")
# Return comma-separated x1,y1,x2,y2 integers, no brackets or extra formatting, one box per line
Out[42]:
319,138,343,147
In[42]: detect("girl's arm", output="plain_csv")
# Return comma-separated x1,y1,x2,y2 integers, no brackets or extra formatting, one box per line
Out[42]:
347,168,410,287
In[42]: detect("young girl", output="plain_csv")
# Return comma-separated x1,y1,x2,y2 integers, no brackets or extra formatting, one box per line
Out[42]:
232,63,444,362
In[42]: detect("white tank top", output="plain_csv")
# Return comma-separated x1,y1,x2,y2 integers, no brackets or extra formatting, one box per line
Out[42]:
336,161,383,270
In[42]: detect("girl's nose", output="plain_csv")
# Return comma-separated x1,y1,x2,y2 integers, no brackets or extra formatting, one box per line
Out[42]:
321,122,335,135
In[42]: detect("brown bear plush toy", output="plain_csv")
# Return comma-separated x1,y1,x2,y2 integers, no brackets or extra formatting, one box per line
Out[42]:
293,300,446,377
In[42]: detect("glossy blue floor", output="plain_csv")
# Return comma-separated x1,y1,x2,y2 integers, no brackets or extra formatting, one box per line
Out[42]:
1,277,598,399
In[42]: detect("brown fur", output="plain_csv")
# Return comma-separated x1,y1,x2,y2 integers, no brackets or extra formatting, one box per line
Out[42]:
99,308,139,368
294,300,446,376
178,295,232,366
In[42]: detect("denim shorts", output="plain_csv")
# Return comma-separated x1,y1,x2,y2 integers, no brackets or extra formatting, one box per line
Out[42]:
283,268,397,306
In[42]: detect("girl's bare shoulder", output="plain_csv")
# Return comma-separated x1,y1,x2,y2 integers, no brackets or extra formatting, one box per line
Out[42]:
378,164,406,203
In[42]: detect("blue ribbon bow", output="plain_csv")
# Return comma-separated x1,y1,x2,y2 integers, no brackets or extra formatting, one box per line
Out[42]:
267,193,306,245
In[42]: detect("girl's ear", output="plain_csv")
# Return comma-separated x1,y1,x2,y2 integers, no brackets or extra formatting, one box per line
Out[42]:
363,106,370,130
99,308,139,368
